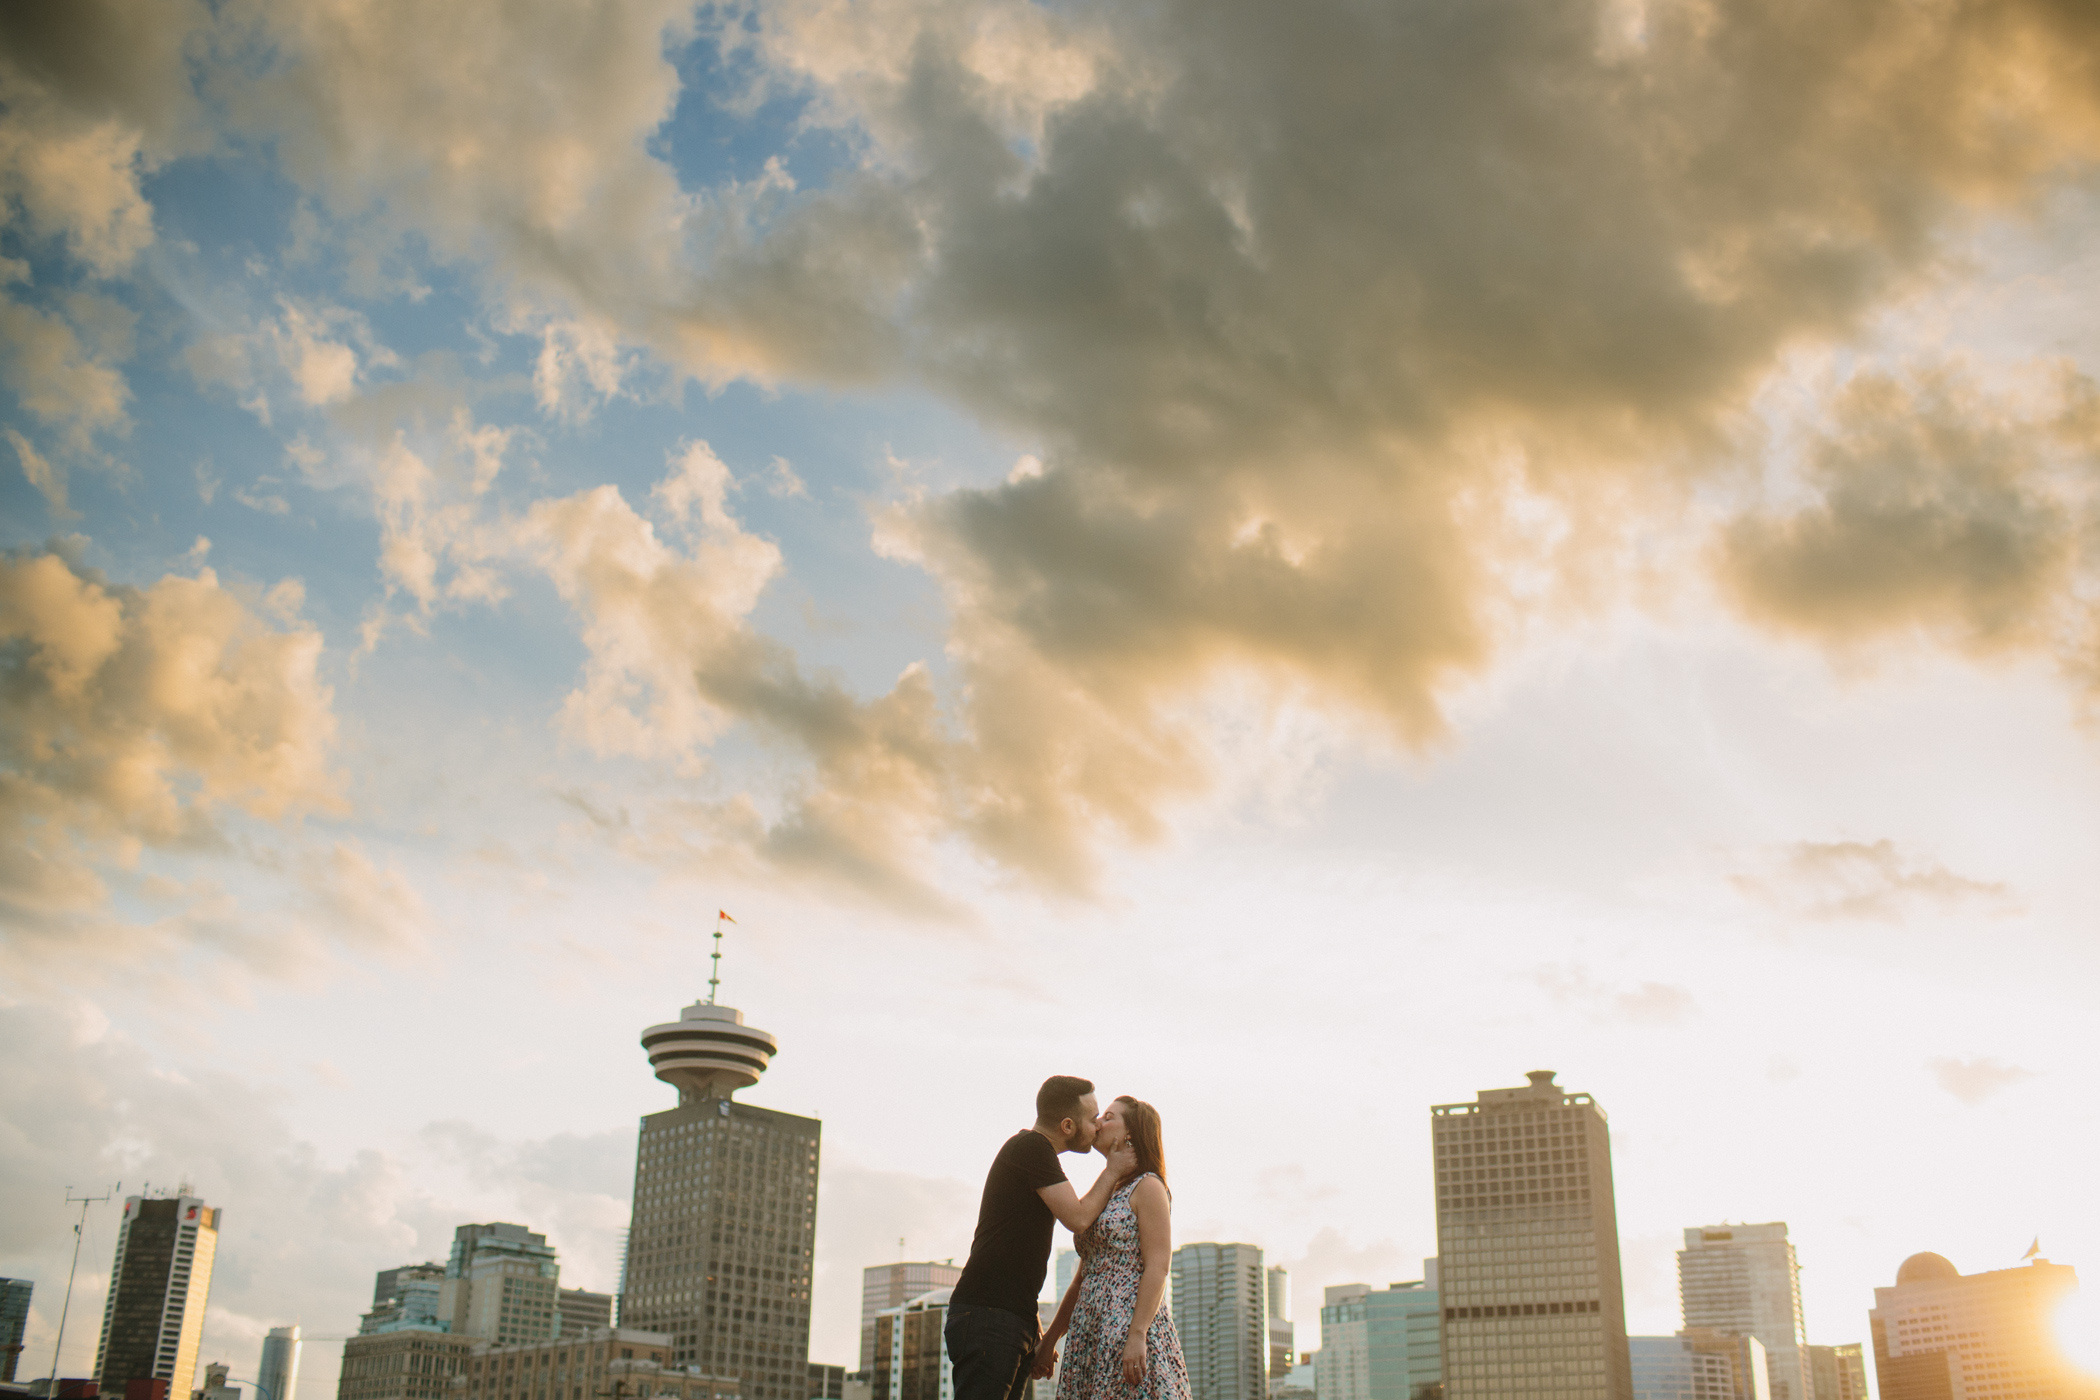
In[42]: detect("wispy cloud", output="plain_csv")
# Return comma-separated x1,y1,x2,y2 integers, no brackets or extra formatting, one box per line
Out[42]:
1733,839,2014,923
1930,1056,2037,1106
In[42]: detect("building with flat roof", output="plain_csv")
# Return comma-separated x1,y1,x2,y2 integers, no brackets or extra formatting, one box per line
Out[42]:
1677,1226,1809,1400
859,1267,962,1374
336,1328,477,1400
558,1293,613,1340
1802,1345,1864,1400
2,1278,32,1383
621,995,819,1400
1431,1070,1632,1400
1868,1251,2093,1400
1629,1332,1767,1400
453,1328,736,1400
1313,1271,1440,1400
443,1226,561,1346
871,1291,951,1400
1173,1245,1267,1400
362,1268,447,1337
1266,1268,1295,1382
94,1196,222,1400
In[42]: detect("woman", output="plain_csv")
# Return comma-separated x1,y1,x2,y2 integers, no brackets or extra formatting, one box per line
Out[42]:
1036,1096,1192,1400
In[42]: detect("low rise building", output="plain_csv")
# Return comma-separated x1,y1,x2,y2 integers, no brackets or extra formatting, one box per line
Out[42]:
871,1292,950,1400
1803,1345,1864,1400
338,1329,478,1400
1314,1271,1440,1400
453,1330,737,1400
1628,1331,1767,1400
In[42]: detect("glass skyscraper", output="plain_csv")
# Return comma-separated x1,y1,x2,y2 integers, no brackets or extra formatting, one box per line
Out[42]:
1677,1225,1809,1400
1431,1070,1632,1400
1171,1244,1267,1400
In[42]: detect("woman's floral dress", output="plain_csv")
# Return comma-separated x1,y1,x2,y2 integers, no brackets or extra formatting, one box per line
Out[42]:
1057,1174,1193,1400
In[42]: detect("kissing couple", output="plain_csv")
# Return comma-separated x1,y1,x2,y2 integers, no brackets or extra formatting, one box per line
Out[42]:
945,1076,1193,1400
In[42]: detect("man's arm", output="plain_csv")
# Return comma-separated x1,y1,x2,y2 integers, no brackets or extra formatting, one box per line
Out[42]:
1035,1143,1136,1233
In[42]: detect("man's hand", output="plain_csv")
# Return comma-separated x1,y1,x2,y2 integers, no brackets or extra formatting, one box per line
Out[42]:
1107,1140,1138,1177
1032,1339,1059,1380
1121,1334,1147,1387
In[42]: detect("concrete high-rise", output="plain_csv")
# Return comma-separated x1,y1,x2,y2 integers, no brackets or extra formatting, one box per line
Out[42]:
2,1278,31,1383
1627,1331,1768,1400
258,1326,302,1400
558,1290,614,1338
1431,1070,1632,1400
1802,1345,1865,1400
94,1195,223,1399
870,1289,952,1400
860,1265,962,1372
1265,1268,1295,1381
621,996,820,1400
442,1224,561,1345
1172,1244,1267,1400
1677,1225,1810,1400
1868,1251,2093,1400
1313,1270,1440,1400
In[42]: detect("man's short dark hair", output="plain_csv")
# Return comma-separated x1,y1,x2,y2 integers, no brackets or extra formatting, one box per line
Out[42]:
1036,1075,1095,1127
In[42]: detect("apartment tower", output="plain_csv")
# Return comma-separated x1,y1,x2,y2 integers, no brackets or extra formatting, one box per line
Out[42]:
1677,1224,1811,1400
94,1194,223,1399
1,1278,31,1383
621,995,821,1400
860,1265,963,1373
1265,1267,1295,1380
1172,1244,1267,1400
1431,1070,1632,1400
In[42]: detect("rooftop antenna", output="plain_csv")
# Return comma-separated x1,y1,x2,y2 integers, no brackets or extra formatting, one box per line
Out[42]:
51,1184,116,1389
708,910,736,1005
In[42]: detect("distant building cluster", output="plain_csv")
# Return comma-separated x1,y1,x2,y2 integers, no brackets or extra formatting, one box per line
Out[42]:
12,998,2093,1400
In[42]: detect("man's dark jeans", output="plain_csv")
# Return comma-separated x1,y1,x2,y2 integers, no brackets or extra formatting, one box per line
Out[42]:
945,1302,1039,1400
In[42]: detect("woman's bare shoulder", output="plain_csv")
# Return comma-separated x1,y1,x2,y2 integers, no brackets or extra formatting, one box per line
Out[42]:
1132,1174,1171,1206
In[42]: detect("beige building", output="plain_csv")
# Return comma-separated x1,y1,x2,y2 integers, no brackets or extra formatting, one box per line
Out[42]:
95,1195,222,1400
338,1328,479,1400
442,1225,562,1347
1677,1225,1811,1400
859,1266,962,1373
453,1329,738,1400
1431,1070,1633,1400
1868,1252,2094,1400
1803,1345,1864,1400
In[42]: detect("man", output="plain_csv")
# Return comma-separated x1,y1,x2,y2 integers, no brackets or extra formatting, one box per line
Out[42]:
945,1075,1137,1400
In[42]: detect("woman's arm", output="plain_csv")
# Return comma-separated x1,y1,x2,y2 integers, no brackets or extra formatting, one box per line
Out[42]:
1123,1178,1173,1384
1034,1257,1086,1377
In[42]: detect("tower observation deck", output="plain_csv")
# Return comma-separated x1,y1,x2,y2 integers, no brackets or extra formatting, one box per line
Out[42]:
641,1000,779,1101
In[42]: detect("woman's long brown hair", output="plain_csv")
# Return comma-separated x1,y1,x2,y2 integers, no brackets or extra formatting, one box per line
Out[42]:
1114,1095,1168,1194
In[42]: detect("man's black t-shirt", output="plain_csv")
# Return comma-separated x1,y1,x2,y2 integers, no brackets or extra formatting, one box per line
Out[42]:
949,1129,1071,1323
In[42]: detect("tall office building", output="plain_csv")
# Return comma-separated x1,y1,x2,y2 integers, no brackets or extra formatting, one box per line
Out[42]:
1,1278,32,1383
1867,1251,2093,1400
1313,1271,1440,1400
94,1195,223,1400
870,1290,951,1400
860,1266,963,1373
1802,1345,1865,1400
558,1290,614,1338
621,996,820,1400
1627,1331,1768,1400
442,1225,561,1345
1266,1268,1295,1380
1172,1244,1267,1400
363,1266,448,1336
1431,1070,1632,1400
1677,1226,1810,1400
258,1326,302,1400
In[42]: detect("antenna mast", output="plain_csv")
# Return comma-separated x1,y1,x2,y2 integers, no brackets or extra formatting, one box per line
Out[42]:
51,1184,116,1388
708,914,726,1005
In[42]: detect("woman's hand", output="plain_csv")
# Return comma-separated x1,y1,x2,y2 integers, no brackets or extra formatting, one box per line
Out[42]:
1121,1333,1148,1388
1032,1337,1059,1380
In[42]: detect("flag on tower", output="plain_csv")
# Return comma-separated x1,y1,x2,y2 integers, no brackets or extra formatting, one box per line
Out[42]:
719,910,736,923
2023,1237,2041,1260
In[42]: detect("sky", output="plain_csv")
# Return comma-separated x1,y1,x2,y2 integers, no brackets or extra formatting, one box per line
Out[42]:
3,0,2100,1394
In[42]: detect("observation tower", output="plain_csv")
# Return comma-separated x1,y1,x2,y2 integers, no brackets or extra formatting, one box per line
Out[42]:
641,999,779,1101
